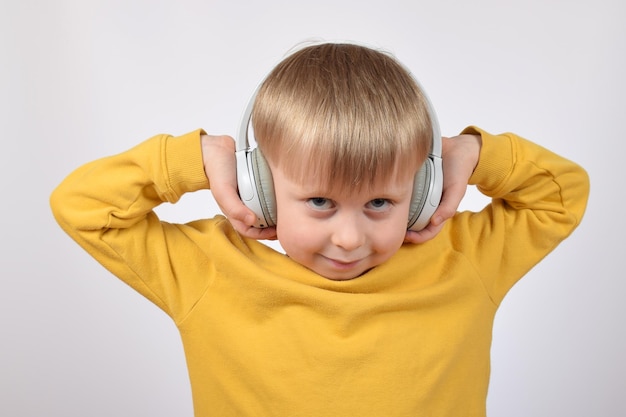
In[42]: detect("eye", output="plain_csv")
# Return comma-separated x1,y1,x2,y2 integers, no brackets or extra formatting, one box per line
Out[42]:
366,198,391,211
307,197,334,210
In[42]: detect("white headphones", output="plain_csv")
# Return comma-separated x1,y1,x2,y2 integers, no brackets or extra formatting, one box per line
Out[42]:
235,74,443,231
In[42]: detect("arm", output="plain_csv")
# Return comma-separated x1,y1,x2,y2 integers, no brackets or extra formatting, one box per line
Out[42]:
451,127,589,302
50,130,214,318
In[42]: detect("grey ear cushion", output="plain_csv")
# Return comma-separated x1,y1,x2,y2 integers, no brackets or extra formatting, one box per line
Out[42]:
251,149,277,226
407,161,431,228
251,147,430,230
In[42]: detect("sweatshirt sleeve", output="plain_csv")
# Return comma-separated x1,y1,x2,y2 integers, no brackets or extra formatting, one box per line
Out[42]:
453,126,590,304
50,129,214,319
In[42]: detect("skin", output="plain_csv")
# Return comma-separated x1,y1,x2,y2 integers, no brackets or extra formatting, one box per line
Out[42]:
268,161,416,280
202,133,481,279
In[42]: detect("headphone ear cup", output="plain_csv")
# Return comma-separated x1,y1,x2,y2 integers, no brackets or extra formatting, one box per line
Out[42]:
407,161,432,231
251,149,277,226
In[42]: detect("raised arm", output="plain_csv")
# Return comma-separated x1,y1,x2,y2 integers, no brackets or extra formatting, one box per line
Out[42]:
453,127,590,303
50,130,212,318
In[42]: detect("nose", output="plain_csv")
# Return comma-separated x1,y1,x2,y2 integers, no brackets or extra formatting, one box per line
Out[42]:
330,214,366,251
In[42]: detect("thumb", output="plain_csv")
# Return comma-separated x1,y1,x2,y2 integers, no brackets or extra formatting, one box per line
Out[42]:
431,180,467,225
214,186,257,227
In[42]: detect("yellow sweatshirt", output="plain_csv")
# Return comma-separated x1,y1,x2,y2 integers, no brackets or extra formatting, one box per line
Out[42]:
50,127,589,416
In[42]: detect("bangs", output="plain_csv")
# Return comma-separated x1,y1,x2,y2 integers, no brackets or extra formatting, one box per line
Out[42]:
260,110,428,194
251,43,432,193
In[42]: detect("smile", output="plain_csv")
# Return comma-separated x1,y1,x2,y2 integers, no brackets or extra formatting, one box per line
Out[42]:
323,256,364,270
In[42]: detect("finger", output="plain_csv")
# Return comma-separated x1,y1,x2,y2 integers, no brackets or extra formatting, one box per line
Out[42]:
211,181,256,225
219,202,255,227
230,219,278,240
404,220,446,244
431,181,467,225
246,227,278,240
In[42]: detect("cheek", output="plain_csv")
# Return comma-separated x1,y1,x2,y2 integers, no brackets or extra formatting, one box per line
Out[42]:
371,213,410,253
374,228,406,254
275,211,323,257
277,227,321,265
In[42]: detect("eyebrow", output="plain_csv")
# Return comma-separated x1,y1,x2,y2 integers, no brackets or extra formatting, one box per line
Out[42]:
296,180,413,200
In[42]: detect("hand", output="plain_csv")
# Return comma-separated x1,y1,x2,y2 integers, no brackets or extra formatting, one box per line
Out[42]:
404,134,482,244
201,134,278,240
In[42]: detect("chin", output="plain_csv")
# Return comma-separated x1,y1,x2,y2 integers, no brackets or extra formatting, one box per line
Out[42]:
316,266,373,281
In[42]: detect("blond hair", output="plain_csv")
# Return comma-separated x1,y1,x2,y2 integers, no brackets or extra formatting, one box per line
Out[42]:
252,42,432,193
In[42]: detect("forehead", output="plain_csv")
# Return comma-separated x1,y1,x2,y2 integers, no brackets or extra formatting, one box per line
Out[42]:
271,157,417,198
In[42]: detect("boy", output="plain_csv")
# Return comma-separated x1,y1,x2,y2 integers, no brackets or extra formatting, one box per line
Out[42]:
50,42,589,416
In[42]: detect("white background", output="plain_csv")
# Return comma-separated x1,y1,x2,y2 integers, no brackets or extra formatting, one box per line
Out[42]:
1,0,624,416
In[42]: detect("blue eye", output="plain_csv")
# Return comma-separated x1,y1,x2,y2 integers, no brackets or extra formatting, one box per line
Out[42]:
307,197,334,210
367,198,390,211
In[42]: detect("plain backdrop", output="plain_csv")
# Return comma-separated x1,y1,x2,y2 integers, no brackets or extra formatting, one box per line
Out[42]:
1,0,624,416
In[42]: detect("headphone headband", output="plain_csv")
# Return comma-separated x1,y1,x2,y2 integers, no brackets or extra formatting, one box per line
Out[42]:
235,84,261,153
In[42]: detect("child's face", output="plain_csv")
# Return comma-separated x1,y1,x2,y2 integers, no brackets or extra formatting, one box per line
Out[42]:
271,162,414,280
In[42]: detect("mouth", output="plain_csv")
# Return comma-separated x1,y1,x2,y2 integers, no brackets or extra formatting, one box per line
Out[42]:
323,256,364,270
